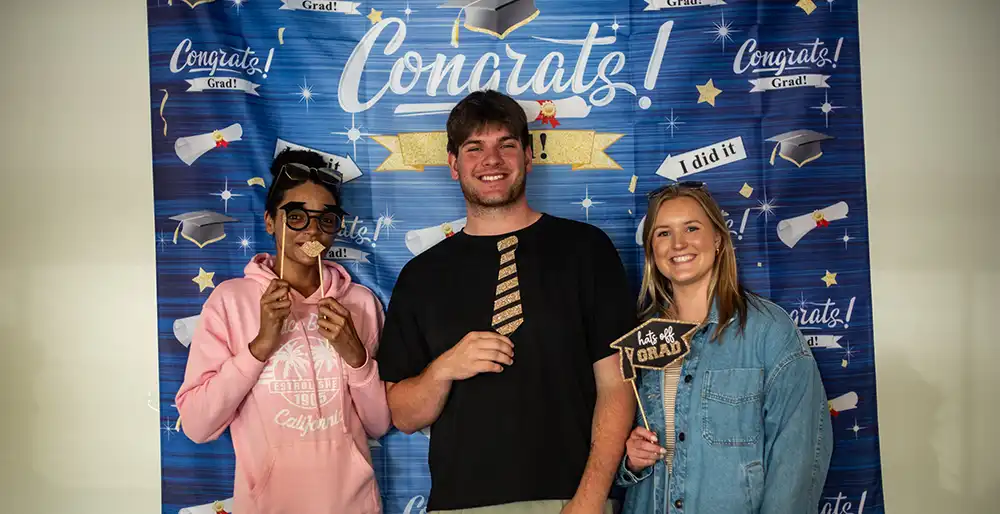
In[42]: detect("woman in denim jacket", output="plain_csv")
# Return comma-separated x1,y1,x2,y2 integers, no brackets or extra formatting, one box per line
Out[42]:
617,182,833,514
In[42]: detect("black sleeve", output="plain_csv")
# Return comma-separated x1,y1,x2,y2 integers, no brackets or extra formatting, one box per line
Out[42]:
376,264,432,383
582,226,639,363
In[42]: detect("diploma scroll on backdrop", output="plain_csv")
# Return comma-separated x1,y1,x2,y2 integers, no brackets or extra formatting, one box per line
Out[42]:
405,218,468,256
179,499,233,514
174,123,243,166
777,201,849,248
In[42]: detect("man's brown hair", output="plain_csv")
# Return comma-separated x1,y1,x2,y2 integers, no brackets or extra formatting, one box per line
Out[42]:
446,90,532,155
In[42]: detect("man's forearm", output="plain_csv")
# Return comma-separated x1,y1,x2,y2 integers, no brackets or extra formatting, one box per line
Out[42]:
574,382,635,506
385,361,453,434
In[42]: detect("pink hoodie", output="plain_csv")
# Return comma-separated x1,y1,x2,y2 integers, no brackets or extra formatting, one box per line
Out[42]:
176,254,391,514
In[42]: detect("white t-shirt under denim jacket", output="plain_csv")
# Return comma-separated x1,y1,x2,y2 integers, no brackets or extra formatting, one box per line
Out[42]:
617,297,833,514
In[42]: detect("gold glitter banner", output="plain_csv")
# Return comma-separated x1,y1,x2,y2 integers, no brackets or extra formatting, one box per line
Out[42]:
370,130,624,172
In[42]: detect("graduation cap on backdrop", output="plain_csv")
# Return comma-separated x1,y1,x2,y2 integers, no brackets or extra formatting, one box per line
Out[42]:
767,129,834,168
170,210,237,248
439,0,540,48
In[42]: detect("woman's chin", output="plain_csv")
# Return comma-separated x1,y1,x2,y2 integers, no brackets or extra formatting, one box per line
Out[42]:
663,269,712,289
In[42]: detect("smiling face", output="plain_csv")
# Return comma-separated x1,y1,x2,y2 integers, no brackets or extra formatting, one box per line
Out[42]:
448,124,532,209
651,196,722,290
265,181,339,267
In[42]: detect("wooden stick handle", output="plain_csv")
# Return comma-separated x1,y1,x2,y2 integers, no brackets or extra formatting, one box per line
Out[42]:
631,380,650,431
317,254,324,296
279,222,287,280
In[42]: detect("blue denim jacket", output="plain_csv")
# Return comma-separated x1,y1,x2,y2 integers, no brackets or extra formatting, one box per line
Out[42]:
616,297,833,514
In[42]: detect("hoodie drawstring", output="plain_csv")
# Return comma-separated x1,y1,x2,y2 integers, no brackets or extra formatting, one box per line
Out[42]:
293,270,350,436
339,355,349,434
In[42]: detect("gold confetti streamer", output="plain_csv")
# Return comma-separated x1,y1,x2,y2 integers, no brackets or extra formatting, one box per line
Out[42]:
278,27,286,45
629,175,638,193
180,0,216,7
159,89,169,136
796,0,817,15
247,177,266,187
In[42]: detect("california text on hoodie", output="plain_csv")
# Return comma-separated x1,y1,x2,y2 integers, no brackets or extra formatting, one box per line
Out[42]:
176,254,391,514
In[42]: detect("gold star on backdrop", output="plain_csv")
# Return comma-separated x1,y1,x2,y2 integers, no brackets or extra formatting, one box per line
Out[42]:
821,270,838,287
367,8,383,24
192,267,216,292
696,79,723,106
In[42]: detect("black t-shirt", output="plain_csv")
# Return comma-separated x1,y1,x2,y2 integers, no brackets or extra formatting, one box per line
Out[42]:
378,213,638,511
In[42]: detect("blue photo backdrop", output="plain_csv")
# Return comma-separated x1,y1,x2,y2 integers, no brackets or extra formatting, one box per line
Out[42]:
147,0,882,512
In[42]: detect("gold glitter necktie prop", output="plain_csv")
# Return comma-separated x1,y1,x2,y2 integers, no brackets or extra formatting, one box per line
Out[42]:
492,235,523,336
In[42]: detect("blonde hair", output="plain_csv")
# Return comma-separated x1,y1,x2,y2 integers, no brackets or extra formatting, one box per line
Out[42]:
637,184,752,341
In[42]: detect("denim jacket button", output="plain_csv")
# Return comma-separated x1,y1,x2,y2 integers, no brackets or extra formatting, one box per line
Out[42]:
678,432,685,442
674,498,683,509
684,374,693,383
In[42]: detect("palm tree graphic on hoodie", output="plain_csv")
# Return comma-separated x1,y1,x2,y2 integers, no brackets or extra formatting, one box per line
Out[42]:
257,338,342,409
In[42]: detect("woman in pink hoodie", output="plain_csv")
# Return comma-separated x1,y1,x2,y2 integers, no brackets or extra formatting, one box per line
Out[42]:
176,150,391,514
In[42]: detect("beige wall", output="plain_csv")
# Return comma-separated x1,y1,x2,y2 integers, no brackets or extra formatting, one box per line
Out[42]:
0,1,161,513
859,1,1000,512
0,0,996,513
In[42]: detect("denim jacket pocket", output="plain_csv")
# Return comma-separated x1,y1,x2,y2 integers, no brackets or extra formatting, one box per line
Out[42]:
701,368,764,446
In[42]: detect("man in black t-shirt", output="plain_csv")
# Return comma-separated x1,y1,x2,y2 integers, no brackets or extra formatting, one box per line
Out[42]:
379,90,637,514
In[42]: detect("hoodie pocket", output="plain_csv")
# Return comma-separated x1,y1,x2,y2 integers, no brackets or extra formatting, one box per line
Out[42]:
251,439,379,514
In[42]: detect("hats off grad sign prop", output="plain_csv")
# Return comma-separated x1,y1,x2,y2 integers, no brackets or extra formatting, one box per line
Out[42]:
610,318,698,430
